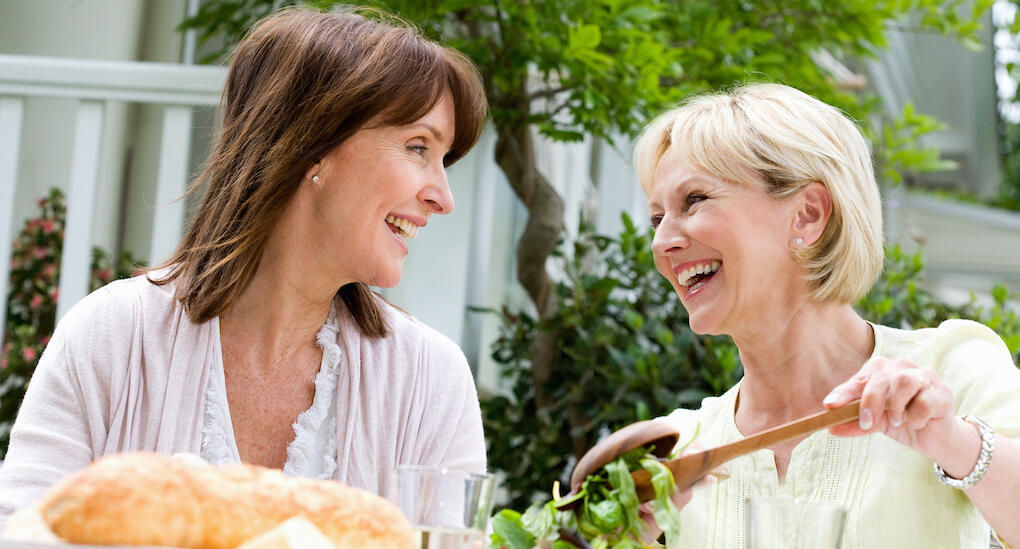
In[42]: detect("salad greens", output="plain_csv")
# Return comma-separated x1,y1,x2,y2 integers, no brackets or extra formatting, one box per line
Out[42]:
489,445,687,549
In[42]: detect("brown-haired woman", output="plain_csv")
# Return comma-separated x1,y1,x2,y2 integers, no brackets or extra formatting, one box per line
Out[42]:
0,6,488,524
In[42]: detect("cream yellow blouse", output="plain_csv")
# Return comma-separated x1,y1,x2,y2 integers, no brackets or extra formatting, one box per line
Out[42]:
658,319,1020,549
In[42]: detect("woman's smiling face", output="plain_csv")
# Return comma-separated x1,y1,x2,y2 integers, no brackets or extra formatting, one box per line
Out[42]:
296,91,457,289
647,150,805,337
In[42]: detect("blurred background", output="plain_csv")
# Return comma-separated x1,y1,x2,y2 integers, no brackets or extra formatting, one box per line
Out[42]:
2,0,1019,508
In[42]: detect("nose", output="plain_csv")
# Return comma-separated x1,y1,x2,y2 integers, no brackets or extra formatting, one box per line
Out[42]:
651,216,689,257
419,165,454,214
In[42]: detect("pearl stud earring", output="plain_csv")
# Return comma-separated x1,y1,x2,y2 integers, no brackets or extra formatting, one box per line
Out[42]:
311,175,320,183
795,237,804,246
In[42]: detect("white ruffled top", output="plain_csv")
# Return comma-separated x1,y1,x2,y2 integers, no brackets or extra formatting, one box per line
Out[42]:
200,308,342,480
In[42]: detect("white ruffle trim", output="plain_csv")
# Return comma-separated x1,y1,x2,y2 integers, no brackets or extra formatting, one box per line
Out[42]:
283,317,342,480
201,307,342,480
200,356,241,466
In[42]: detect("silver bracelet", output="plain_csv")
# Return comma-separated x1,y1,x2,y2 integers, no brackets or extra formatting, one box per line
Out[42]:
933,415,995,490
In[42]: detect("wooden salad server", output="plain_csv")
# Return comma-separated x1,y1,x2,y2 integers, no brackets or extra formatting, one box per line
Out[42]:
557,400,861,508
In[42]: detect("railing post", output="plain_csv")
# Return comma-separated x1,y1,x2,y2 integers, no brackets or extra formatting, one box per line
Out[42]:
0,96,25,347
149,105,194,265
57,100,105,321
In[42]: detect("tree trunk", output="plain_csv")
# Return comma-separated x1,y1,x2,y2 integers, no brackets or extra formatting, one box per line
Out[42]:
494,118,564,410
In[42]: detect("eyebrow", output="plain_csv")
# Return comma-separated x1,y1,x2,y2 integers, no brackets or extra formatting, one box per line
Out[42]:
407,122,448,144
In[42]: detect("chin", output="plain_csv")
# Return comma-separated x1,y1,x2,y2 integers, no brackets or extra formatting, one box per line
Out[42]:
371,265,405,288
686,315,725,336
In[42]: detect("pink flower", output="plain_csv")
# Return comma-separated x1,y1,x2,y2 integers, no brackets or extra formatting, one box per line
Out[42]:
33,247,47,259
41,335,51,345
10,257,19,269
98,268,111,281
30,295,43,309
22,347,37,362
43,264,56,279
42,220,54,233
37,198,46,208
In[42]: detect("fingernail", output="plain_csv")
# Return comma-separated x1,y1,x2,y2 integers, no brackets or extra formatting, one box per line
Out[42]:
859,409,873,430
823,392,839,405
890,414,902,427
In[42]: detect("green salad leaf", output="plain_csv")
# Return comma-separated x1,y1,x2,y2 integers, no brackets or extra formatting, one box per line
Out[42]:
488,427,697,549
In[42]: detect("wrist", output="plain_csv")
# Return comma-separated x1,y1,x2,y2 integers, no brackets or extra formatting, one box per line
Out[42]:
933,415,996,490
933,416,983,479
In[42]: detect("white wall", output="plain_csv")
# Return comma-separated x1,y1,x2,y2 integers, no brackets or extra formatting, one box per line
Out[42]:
0,1,149,254
0,0,191,260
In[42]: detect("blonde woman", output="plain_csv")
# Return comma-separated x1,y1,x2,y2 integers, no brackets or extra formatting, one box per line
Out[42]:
0,7,487,526
634,83,1020,548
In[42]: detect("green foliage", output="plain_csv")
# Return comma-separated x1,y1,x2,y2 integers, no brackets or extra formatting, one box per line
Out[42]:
996,119,1020,211
479,214,740,510
879,103,958,185
1,189,141,457
181,0,990,146
858,245,1020,362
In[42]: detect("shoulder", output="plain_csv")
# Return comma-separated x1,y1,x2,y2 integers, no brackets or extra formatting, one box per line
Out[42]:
872,319,1010,367
52,273,204,379
56,274,173,338
377,299,469,369
656,383,739,447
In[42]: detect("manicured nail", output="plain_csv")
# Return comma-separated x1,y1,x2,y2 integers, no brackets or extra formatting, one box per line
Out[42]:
859,409,873,430
823,392,839,405
890,414,902,427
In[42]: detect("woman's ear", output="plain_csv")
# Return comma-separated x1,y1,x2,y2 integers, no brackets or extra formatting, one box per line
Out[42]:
794,181,832,245
304,162,322,184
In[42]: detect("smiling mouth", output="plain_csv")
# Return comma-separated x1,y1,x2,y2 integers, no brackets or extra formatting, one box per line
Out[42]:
677,260,721,291
385,215,420,240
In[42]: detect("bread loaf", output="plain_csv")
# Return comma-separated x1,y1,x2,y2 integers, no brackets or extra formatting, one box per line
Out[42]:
37,452,416,549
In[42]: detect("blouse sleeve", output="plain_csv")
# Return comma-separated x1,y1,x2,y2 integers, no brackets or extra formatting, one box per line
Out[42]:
0,299,101,527
931,319,1020,439
426,336,486,474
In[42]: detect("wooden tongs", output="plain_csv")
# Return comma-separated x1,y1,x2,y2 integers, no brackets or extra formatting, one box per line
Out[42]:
555,400,861,508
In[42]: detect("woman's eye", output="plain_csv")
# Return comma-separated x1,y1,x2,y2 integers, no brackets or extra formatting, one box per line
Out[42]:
409,144,428,155
686,193,707,206
649,214,663,229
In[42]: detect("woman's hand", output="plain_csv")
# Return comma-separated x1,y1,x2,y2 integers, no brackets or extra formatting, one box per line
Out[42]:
823,357,967,464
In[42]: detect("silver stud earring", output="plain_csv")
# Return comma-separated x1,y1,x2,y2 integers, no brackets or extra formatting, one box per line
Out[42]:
311,175,320,183
795,237,804,246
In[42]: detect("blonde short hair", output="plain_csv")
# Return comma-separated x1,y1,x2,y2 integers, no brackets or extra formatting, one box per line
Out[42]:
633,83,883,304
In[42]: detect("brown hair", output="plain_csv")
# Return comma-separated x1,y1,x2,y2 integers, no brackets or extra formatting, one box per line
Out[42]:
149,7,487,336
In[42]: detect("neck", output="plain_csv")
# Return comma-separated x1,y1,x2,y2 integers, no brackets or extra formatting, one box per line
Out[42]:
219,231,342,370
732,301,874,421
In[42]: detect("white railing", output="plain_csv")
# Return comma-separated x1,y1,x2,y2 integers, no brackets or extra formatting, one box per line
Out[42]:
0,53,226,345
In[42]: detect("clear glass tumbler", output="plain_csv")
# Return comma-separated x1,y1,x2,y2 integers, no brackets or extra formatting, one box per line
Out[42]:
393,466,497,549
745,496,847,549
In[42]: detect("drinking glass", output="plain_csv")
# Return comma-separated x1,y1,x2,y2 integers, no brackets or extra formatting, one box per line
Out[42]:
393,466,497,549
745,496,846,549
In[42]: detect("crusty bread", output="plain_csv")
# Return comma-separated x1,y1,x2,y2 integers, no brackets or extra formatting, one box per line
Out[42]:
37,452,416,549
235,516,334,549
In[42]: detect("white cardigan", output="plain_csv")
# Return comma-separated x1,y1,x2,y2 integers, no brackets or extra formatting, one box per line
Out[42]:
0,274,486,525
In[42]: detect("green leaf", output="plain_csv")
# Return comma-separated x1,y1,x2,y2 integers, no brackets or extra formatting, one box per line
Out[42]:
490,509,536,549
569,23,602,50
640,458,684,546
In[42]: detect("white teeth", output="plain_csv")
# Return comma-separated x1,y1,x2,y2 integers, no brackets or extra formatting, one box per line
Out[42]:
385,215,420,239
678,260,721,287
